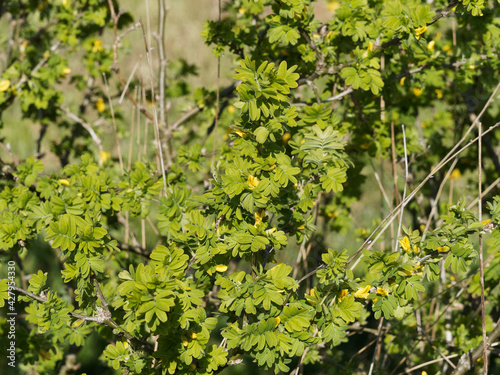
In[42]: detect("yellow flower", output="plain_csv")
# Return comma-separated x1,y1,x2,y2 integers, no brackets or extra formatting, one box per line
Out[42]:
427,40,435,51
99,151,111,163
310,288,316,297
413,87,423,97
92,40,103,53
437,246,450,253
399,236,411,253
0,79,10,92
326,0,340,12
96,98,105,113
415,25,428,40
482,219,491,225
266,227,276,235
254,209,265,226
422,371,428,375
450,168,461,180
248,175,260,190
412,245,420,254
20,41,28,53
233,129,248,138
339,289,348,301
58,179,70,186
215,265,227,272
282,132,291,144
435,89,443,99
399,77,406,86
367,41,374,52
190,332,197,339
275,316,281,327
62,67,71,75
354,285,371,299
377,287,389,297
182,339,188,346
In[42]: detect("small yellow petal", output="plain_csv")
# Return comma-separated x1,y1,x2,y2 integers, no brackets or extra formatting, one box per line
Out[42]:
58,179,70,186
0,79,10,92
354,285,371,299
415,25,428,38
435,89,443,99
400,77,406,86
215,265,228,272
282,132,291,144
99,150,111,163
376,287,389,297
190,332,197,339
92,40,103,53
450,169,461,180
413,87,423,97
96,98,105,113
399,236,411,253
62,67,71,75
326,0,340,12
182,339,189,347
248,175,260,189
437,246,450,253
339,289,348,301
254,209,265,226
367,41,373,52
427,40,435,51
275,316,281,327
233,129,248,138
482,219,491,225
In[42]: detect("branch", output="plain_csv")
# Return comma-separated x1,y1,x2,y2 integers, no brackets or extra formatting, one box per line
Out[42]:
106,0,154,122
60,106,103,153
379,1,460,51
450,318,500,375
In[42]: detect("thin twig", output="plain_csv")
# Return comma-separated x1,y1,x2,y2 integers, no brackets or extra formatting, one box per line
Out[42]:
467,177,500,210
367,318,385,375
346,82,500,267
421,158,459,243
119,62,139,104
139,20,168,196
395,125,408,252
477,120,488,374
102,73,124,170
60,107,103,153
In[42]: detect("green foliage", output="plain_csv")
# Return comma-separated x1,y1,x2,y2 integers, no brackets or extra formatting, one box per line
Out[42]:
1,0,500,374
